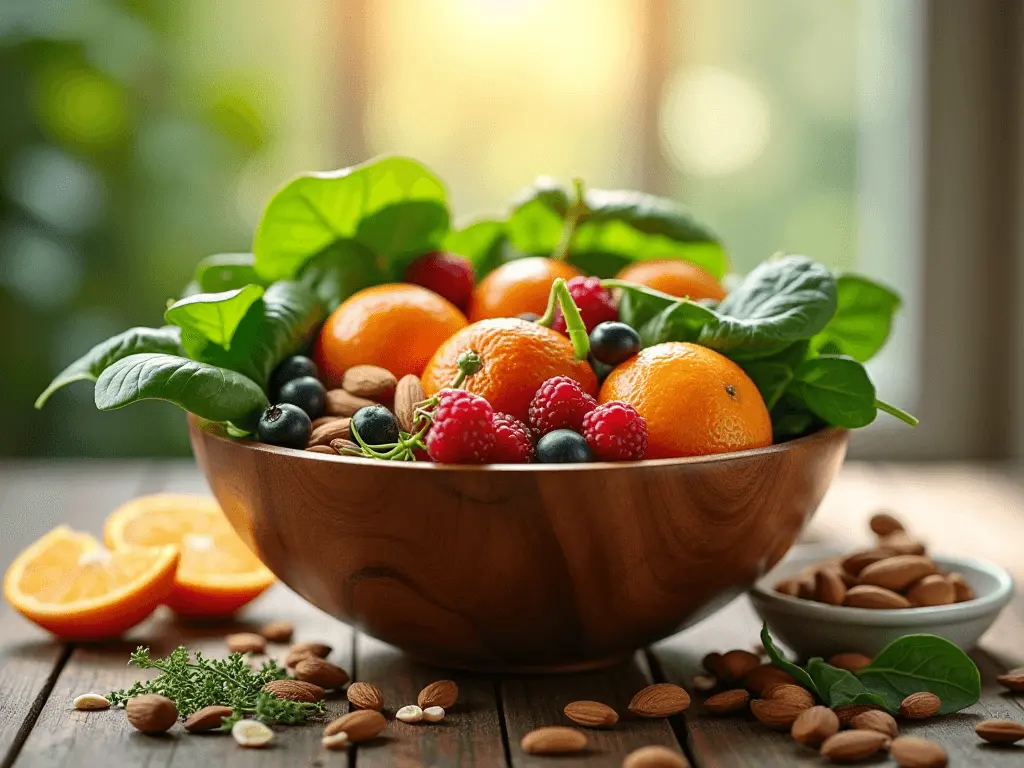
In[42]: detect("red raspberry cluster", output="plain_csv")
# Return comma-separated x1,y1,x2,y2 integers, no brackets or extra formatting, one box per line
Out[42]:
425,389,534,464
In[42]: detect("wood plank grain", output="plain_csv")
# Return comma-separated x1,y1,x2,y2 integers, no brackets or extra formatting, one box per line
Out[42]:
501,654,683,768
353,633,507,768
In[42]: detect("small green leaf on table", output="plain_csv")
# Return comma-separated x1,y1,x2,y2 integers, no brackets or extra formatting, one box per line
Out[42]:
165,285,265,350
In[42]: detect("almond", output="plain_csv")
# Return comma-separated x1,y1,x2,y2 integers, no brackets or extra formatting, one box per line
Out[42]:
396,704,424,723
890,736,947,767
764,683,814,710
563,700,619,728
126,694,178,734
814,570,847,605
285,641,331,667
869,512,905,537
833,704,883,726
692,674,717,692
294,657,349,689
743,664,797,696
342,365,397,400
947,572,975,602
841,548,896,575
797,576,817,600
628,683,691,717
520,726,588,755
827,653,872,672
622,745,690,768
703,689,750,715
306,445,337,455
702,652,726,678
899,692,940,719
719,649,761,681
775,579,801,597
417,679,458,709
347,681,384,711
322,732,349,750
308,417,351,447
997,667,1024,692
423,706,445,722
878,531,926,555
820,730,890,763
231,718,273,748
843,584,911,609
73,693,110,711
184,705,234,733
791,706,839,747
225,632,267,654
394,374,426,432
330,438,361,455
258,620,295,643
906,574,955,607
325,388,376,417
975,718,1024,744
324,709,387,741
850,709,898,738
262,679,325,703
750,698,808,730
859,555,936,592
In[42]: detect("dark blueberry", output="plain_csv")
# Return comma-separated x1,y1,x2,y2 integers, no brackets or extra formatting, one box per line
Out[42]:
277,375,326,420
258,404,312,449
589,321,641,367
517,312,540,322
589,356,614,384
269,355,319,397
351,405,401,446
536,429,592,464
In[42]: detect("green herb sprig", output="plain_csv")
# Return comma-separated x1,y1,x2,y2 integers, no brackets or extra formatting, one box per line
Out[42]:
108,646,323,728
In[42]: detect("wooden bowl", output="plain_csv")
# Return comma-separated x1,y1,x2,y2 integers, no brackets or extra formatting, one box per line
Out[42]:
188,417,848,672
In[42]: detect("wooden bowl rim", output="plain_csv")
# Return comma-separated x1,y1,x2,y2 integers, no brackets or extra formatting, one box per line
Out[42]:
189,415,847,473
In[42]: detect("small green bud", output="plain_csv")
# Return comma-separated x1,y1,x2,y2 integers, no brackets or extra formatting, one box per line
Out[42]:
456,349,483,376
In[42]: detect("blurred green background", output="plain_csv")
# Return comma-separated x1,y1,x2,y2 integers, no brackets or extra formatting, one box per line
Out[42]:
1,0,893,457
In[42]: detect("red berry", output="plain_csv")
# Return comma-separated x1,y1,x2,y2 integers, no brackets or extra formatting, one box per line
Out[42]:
489,412,534,463
426,389,495,463
553,276,617,333
404,251,475,311
528,376,597,436
582,401,648,461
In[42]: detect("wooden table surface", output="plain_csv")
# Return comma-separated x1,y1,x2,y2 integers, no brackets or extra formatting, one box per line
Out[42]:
0,460,1022,767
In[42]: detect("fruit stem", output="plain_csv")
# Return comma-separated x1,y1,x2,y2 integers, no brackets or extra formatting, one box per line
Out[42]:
875,398,919,426
551,178,587,263
536,278,590,361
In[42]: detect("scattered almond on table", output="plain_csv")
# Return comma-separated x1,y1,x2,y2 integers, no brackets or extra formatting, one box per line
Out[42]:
564,700,619,728
417,679,459,709
347,681,384,711
520,726,588,755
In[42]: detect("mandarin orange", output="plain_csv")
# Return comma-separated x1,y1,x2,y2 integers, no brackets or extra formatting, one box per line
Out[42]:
468,257,581,321
599,342,771,459
616,260,726,301
314,283,467,386
421,317,597,423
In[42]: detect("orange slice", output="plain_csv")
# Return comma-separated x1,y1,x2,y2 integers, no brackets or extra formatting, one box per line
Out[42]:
4,526,178,639
104,493,275,617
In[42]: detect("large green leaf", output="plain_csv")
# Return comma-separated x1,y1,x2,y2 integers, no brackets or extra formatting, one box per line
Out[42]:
298,240,383,311
805,658,888,710
164,285,265,350
791,355,877,428
444,219,509,277
812,274,901,362
253,156,449,281
193,253,267,292
35,326,185,409
95,354,268,432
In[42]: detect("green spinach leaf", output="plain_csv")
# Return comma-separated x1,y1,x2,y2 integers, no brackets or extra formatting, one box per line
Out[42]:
740,361,793,410
813,274,901,362
95,354,268,432
806,658,888,709
610,281,719,347
253,156,449,281
193,253,267,292
856,634,981,714
298,240,383,311
444,219,509,277
36,326,185,409
760,624,818,694
791,355,877,429
165,285,265,350
770,394,823,441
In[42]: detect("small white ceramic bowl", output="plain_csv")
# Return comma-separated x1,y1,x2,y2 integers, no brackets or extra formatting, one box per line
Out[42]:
749,547,1014,658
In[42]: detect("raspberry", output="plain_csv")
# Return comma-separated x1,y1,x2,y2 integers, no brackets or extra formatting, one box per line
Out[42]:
404,251,475,311
489,412,534,463
582,401,647,461
528,376,597,436
426,390,495,463
553,276,618,333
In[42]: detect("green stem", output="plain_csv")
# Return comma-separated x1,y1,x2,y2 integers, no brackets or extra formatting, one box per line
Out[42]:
875,398,919,426
536,278,590,361
551,178,587,263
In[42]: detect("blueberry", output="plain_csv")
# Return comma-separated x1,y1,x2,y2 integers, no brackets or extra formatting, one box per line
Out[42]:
351,405,400,446
258,404,312,448
277,375,326,420
536,429,593,463
589,355,613,384
269,355,319,397
589,322,640,367
517,312,540,322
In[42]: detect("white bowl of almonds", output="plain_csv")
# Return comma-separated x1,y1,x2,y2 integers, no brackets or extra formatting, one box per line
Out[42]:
749,514,1014,658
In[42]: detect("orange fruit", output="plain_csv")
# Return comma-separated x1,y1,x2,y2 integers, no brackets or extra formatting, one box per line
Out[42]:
468,257,581,321
4,526,178,639
105,494,275,618
616,260,726,301
599,341,771,459
421,317,598,423
314,283,468,386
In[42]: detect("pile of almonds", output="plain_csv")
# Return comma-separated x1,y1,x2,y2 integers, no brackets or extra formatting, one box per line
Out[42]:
774,513,976,609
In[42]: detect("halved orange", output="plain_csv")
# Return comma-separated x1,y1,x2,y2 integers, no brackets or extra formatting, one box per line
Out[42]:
4,526,178,639
104,494,275,618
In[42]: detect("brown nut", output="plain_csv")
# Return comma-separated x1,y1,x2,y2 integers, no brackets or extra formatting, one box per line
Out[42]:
294,657,349,689
718,649,761,681
703,689,750,715
906,574,955,607
947,572,976,602
774,579,801,597
257,620,295,643
394,374,427,432
324,709,386,742
791,705,839,747
308,417,351,447
764,683,814,710
858,555,936,592
975,718,1024,744
820,730,891,763
743,664,797,696
520,726,587,755
225,632,267,655
843,584,912,609
869,512,905,537
325,388,376,417
890,736,947,767
841,548,896,576
284,641,331,667
183,705,234,733
341,365,397,400
417,680,459,709
899,692,940,719
563,700,618,728
628,683,691,717
826,653,872,672
126,694,178,734
878,531,926,555
262,679,325,703
814,569,847,605
850,709,898,738
750,698,808,730
622,745,690,768
347,681,384,711
997,667,1024,692
832,704,883,726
